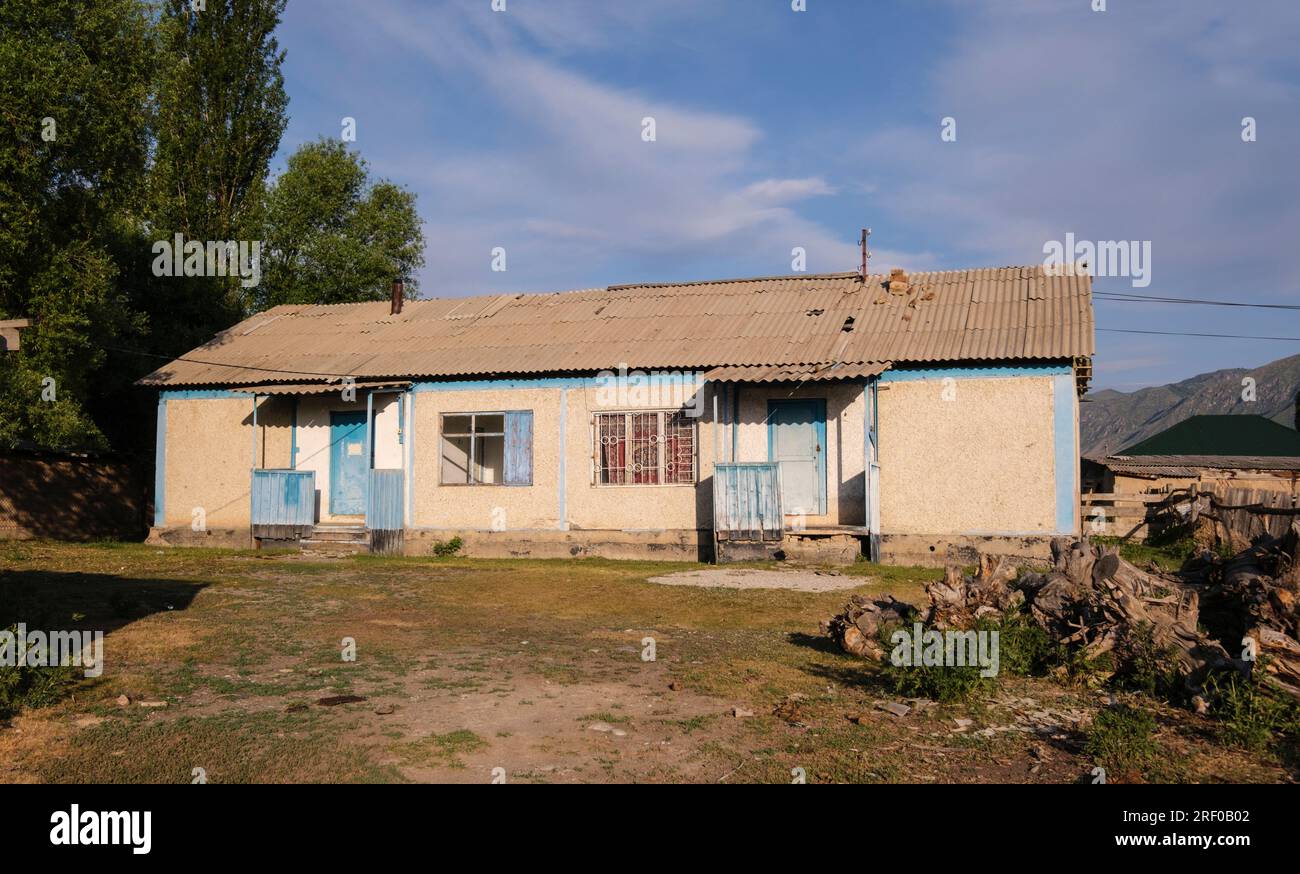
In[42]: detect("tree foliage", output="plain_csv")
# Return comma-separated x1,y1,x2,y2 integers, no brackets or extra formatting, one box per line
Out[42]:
0,0,426,451
0,0,155,449
145,0,288,348
257,139,425,309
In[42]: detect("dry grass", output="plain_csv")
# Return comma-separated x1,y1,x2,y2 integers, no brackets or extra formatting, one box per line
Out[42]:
0,541,1293,783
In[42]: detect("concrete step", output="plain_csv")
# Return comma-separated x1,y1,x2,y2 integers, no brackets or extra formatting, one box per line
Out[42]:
309,526,368,543
300,537,370,556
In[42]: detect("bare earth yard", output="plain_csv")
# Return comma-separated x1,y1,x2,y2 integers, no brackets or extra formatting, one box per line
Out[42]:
0,542,1292,783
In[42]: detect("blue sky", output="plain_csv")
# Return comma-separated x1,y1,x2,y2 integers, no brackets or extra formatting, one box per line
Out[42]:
273,0,1300,391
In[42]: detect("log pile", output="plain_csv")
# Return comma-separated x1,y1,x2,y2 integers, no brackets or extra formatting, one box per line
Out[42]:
926,553,1024,628
825,533,1300,704
1018,538,1237,694
821,595,916,661
1198,525,1300,699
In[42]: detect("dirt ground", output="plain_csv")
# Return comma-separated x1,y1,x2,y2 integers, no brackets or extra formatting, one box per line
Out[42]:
0,542,1292,784
647,567,864,592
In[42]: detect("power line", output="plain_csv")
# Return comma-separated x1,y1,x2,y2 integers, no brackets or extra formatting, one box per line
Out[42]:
1098,328,1300,342
105,345,360,380
1094,291,1300,311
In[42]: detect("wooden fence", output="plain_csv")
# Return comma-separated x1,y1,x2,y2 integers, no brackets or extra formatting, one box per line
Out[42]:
1082,487,1300,543
0,450,146,541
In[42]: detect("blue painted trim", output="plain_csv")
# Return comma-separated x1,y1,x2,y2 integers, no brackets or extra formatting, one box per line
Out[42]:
1053,373,1078,534
406,392,415,526
154,398,167,526
730,383,739,461
862,380,871,538
160,389,247,399
879,363,1071,383
250,396,258,535
412,373,706,392
558,388,568,530
365,391,374,469
250,395,258,467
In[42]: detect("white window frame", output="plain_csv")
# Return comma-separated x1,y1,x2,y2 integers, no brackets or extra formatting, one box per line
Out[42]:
439,411,523,486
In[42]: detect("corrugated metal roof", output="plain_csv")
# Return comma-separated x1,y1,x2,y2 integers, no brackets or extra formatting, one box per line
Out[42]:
704,362,890,383
230,380,410,395
1104,454,1300,475
137,266,1093,386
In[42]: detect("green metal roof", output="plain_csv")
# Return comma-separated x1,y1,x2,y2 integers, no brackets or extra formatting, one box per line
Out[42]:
1119,415,1300,457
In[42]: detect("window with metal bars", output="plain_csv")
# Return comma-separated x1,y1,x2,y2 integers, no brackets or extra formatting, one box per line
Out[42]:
593,411,696,485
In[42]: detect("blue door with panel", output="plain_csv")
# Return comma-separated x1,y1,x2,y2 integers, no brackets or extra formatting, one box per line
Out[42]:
329,411,368,516
767,399,826,517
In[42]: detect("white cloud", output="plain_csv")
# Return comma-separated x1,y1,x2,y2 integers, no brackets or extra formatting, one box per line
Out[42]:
342,0,931,292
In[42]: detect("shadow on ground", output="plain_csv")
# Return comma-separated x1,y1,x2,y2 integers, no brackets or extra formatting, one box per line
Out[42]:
0,569,207,634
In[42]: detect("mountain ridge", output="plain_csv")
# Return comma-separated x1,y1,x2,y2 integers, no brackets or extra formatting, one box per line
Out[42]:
1081,353,1300,458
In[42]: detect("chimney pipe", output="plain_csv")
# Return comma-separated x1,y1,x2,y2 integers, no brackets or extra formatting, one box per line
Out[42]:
859,228,871,281
390,280,404,316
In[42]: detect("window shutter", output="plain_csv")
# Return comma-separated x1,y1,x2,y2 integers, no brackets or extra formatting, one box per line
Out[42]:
503,411,534,485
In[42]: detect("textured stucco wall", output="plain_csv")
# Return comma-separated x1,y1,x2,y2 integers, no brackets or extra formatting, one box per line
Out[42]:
162,393,399,527
163,396,255,527
877,373,1060,535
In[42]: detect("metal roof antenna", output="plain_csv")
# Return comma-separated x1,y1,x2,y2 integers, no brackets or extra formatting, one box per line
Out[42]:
859,228,871,282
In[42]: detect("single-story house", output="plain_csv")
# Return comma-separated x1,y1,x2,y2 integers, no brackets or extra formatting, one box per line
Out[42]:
1082,414,1300,539
138,266,1095,565
1087,414,1300,491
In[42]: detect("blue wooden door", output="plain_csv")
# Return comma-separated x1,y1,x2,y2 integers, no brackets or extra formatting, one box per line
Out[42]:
329,411,368,516
768,399,826,516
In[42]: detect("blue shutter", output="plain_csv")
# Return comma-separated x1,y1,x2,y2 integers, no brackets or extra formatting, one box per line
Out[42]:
503,411,534,485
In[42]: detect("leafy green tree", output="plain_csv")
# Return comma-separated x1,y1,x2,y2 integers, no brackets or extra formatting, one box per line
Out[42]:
0,0,154,449
145,0,289,348
256,139,425,309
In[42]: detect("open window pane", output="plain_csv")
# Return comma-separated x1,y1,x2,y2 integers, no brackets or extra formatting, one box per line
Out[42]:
475,434,504,484
443,415,473,436
441,434,471,484
475,414,504,434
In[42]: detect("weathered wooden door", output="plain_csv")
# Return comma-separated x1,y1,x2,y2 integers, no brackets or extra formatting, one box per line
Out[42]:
329,411,368,516
767,399,826,517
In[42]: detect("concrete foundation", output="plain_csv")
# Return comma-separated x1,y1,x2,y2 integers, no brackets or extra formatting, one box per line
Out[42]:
879,533,1055,568
404,528,712,561
146,526,251,549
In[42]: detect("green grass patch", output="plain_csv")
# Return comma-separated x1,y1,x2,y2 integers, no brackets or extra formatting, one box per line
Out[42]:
1085,704,1159,780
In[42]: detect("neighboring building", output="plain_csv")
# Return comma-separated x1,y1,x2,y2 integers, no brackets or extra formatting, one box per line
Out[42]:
1087,414,1300,496
138,266,1095,565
